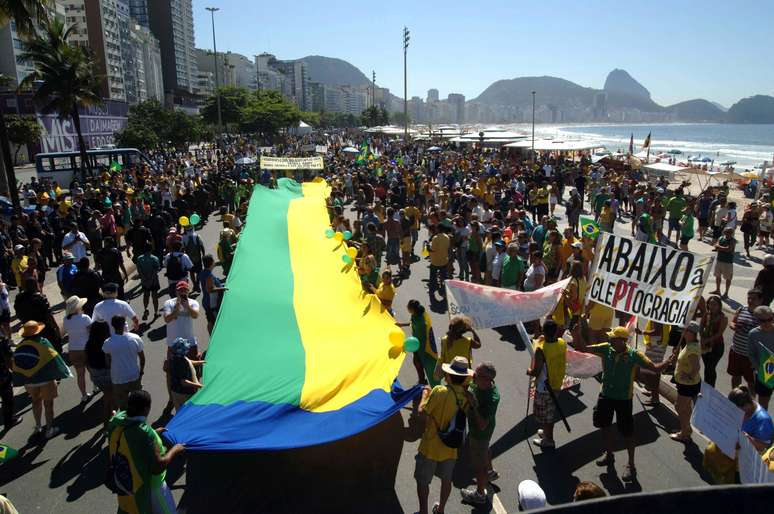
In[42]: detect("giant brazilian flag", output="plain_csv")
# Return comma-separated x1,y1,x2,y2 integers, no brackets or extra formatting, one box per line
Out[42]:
164,178,420,450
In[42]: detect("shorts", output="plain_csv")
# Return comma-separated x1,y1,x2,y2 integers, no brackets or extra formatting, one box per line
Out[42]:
593,396,634,437
755,377,773,398
88,367,112,391
669,218,680,231
727,348,754,383
113,379,142,410
68,350,87,368
414,453,455,485
677,381,701,398
680,235,692,246
533,390,558,424
468,436,491,471
714,261,733,281
141,278,161,292
0,309,9,323
26,381,58,402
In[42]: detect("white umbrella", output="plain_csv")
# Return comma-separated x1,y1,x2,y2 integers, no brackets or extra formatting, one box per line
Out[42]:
342,147,360,154
427,146,443,152
236,157,255,165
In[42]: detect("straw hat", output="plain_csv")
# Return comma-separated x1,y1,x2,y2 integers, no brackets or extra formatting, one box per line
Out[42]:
18,320,45,337
606,326,630,340
65,296,87,316
441,356,474,377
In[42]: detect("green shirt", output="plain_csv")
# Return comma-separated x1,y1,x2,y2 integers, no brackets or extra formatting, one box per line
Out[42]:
593,193,610,215
680,213,695,237
500,255,524,288
468,384,500,440
666,196,687,219
587,343,653,400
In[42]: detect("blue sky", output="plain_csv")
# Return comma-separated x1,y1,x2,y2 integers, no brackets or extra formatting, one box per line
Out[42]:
192,0,774,107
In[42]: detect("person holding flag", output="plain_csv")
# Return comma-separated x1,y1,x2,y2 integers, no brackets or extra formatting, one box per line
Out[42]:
398,300,439,386
747,306,774,410
12,321,72,439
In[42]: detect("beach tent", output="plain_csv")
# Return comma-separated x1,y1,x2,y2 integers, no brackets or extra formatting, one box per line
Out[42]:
292,121,313,136
164,179,420,450
643,162,683,181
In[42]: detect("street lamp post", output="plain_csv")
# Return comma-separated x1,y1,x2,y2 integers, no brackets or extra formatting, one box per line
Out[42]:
403,27,409,140
206,6,223,136
372,70,376,110
531,91,536,163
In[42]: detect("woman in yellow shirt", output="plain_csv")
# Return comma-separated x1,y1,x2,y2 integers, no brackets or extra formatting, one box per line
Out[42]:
434,315,481,381
671,321,702,442
367,270,395,315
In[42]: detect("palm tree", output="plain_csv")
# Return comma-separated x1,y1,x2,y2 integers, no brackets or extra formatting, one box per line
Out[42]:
18,17,103,180
0,0,52,209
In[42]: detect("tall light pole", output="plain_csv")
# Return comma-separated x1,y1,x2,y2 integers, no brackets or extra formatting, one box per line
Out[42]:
531,91,536,163
372,70,376,109
206,7,222,136
403,27,409,139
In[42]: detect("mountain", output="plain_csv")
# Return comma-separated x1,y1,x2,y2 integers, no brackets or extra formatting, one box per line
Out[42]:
726,95,774,123
665,99,726,122
604,69,651,100
710,101,728,112
473,73,662,112
298,55,370,87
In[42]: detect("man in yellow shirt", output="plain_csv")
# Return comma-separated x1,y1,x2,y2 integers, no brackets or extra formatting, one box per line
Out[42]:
404,202,421,254
428,224,451,298
10,245,28,290
415,356,472,514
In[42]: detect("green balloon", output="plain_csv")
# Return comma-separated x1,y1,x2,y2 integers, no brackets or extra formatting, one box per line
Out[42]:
343,230,352,240
325,228,335,238
190,213,201,225
404,336,420,353
342,254,353,265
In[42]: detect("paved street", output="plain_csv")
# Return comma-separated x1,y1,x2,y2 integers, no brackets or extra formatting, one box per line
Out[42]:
0,192,768,513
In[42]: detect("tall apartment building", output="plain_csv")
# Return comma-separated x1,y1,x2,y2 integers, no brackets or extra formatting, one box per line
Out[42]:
254,54,310,110
130,23,163,102
82,0,126,101
447,93,465,124
195,50,257,92
426,88,439,103
148,0,198,109
127,0,149,27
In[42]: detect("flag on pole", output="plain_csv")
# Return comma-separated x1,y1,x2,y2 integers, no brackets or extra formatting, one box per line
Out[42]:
629,133,634,155
0,443,18,463
625,315,637,334
759,344,774,389
580,216,600,239
643,132,652,148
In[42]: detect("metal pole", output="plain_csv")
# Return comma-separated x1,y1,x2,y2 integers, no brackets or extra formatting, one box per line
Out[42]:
531,91,536,163
403,27,409,140
207,7,222,135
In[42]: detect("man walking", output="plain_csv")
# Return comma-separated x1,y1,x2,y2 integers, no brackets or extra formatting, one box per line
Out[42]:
103,316,145,410
572,324,675,481
93,283,139,334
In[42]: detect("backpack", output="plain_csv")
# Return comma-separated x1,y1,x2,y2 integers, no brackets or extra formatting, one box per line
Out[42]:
166,253,185,280
436,388,467,449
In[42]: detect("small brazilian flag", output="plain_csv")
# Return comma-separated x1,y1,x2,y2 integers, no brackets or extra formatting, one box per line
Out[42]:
12,337,72,387
0,444,18,463
759,344,774,389
581,216,600,239
109,161,123,172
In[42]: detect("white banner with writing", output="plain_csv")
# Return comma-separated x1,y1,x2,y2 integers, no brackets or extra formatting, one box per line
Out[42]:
691,382,745,458
586,232,714,326
446,279,569,329
260,156,324,170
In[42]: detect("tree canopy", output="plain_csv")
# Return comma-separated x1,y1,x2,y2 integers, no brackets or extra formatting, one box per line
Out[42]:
5,114,41,163
114,99,204,151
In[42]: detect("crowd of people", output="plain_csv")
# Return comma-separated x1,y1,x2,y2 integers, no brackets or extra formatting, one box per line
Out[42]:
1,131,774,513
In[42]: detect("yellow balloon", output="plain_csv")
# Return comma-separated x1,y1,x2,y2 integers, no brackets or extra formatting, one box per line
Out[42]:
389,329,404,348
347,247,358,258
179,216,190,227
333,232,344,242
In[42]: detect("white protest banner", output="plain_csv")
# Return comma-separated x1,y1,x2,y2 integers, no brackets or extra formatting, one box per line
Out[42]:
691,382,745,458
739,433,774,484
446,279,569,330
315,145,328,154
260,156,324,170
586,232,714,326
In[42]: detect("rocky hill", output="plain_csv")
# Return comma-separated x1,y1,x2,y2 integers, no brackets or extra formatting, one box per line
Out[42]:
665,99,726,122
298,55,370,87
726,95,774,123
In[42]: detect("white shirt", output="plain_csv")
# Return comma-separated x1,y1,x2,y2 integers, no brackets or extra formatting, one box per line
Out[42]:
62,231,89,260
63,313,92,351
92,298,137,334
162,297,200,346
103,332,144,384
491,251,505,281
524,263,546,291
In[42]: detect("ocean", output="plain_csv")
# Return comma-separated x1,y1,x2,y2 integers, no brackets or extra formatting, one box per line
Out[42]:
542,123,774,170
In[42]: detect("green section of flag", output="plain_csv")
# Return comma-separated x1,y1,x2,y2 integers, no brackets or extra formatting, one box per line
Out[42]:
0,443,18,463
580,216,600,239
190,179,307,407
109,160,123,172
759,344,774,389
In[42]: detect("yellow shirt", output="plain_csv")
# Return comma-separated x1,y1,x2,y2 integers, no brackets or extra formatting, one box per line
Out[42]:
675,341,701,385
405,206,421,230
376,282,395,305
419,384,469,461
11,256,28,289
438,335,473,367
558,239,575,268
535,337,567,390
429,233,450,267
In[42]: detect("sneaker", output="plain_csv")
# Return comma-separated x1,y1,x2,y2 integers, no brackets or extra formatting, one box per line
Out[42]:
487,469,500,482
33,425,44,436
81,392,93,403
532,437,556,449
595,453,615,466
431,502,443,514
621,464,637,482
45,426,60,439
536,428,545,438
142,309,149,321
460,487,487,505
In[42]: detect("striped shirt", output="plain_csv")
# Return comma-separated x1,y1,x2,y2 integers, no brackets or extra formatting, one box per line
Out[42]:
732,307,759,357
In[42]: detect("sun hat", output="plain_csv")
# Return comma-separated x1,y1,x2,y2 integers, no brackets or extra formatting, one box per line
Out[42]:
18,320,45,337
65,296,87,316
517,479,547,511
606,326,631,340
176,280,190,291
441,356,474,377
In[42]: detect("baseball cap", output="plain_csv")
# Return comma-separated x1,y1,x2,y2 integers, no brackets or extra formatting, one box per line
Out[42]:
176,280,190,291
606,326,630,340
13,244,24,252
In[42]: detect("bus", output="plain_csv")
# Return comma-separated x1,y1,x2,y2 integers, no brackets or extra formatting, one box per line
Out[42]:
34,148,159,185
